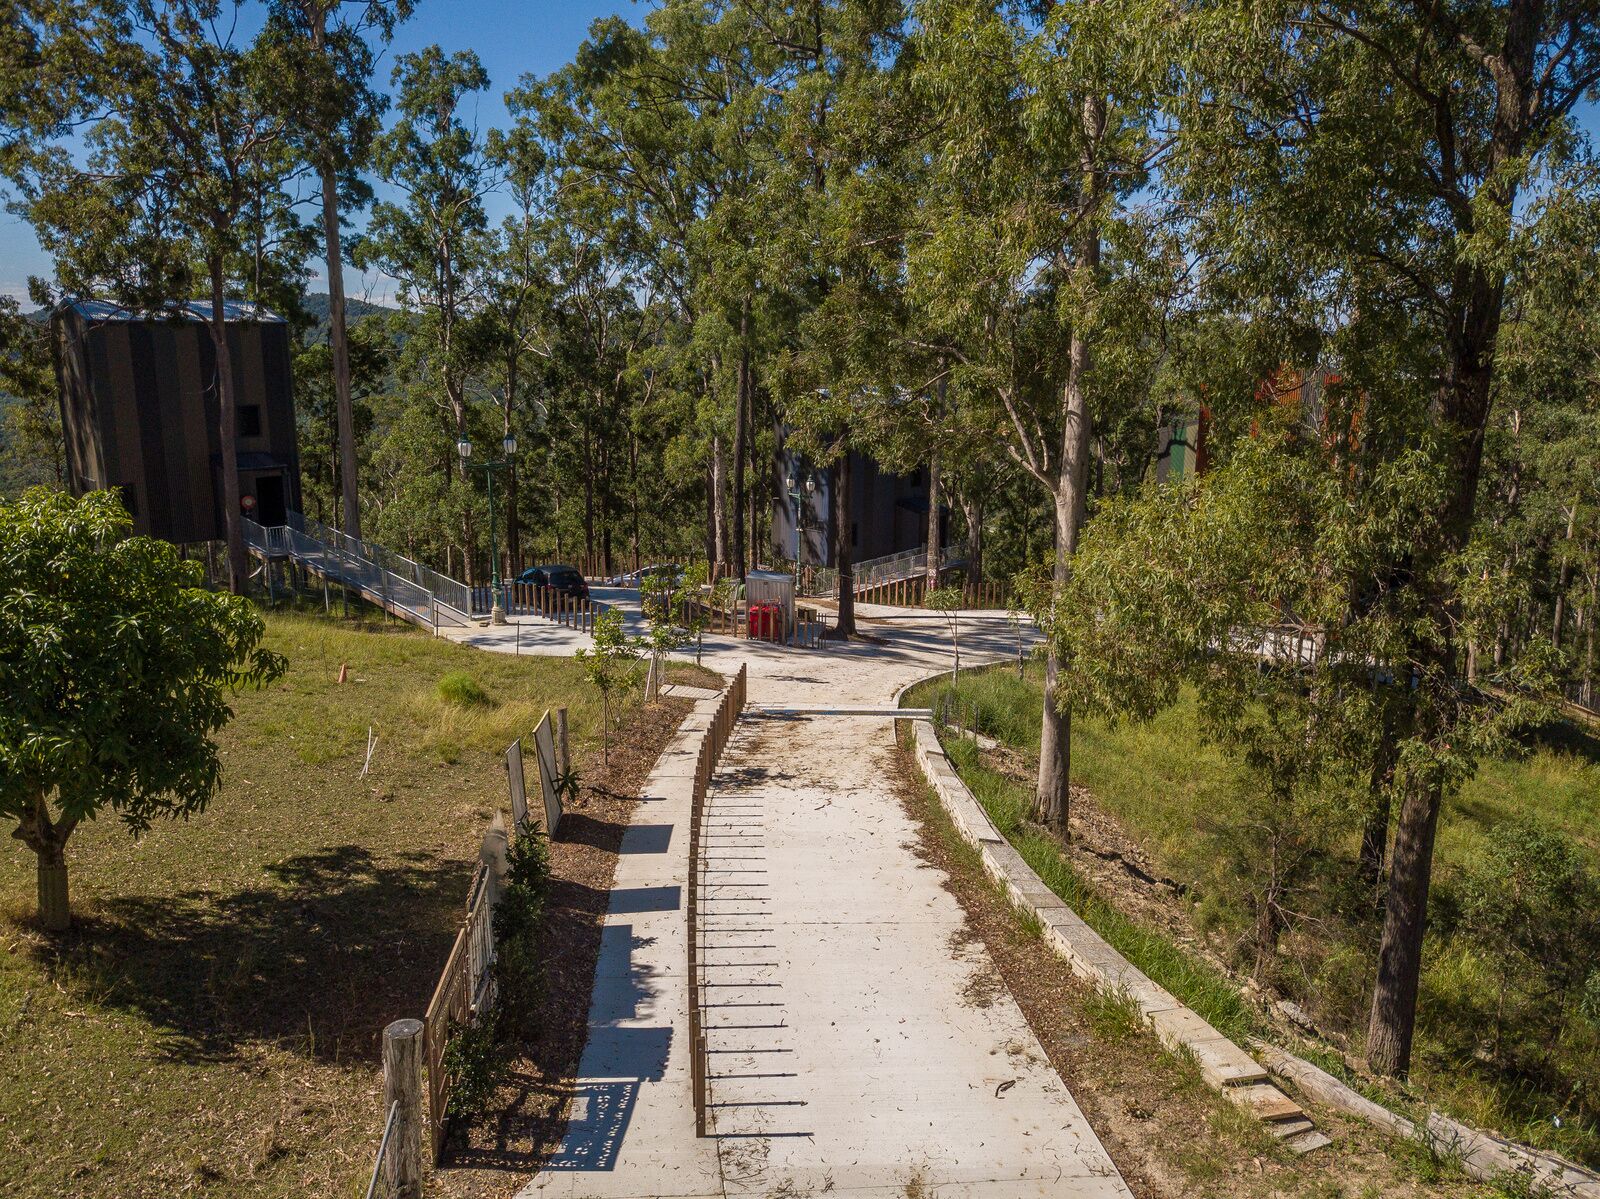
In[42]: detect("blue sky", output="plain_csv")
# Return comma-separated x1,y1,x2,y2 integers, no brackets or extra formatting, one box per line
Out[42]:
0,0,643,302
2,2,1597,303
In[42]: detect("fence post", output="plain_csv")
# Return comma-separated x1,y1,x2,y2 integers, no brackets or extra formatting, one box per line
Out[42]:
480,814,509,903
556,708,570,777
382,1018,426,1199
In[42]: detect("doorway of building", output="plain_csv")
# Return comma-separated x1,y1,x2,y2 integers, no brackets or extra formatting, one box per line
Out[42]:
253,474,287,527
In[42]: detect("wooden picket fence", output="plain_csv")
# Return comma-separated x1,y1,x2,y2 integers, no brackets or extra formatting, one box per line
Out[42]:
686,664,748,1137
676,593,825,646
398,707,570,1167
855,575,1009,610
422,857,497,1160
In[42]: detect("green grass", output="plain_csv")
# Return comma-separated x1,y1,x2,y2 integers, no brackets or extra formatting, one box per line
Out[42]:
938,733,1258,1043
0,610,627,1199
907,664,1600,1167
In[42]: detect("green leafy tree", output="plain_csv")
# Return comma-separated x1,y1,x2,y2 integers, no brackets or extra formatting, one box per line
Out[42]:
1171,0,1600,1075
909,0,1175,829
923,585,964,685
1,489,284,930
639,569,687,698
575,608,642,764
1457,820,1600,1067
0,294,61,493
1035,437,1557,967
354,45,497,581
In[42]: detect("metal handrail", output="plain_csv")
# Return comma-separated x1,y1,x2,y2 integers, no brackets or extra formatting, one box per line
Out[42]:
364,1100,400,1199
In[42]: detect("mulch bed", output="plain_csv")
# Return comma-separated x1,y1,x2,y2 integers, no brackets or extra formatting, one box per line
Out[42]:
432,696,692,1199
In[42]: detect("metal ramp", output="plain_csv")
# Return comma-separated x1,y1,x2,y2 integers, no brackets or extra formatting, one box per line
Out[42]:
243,512,473,631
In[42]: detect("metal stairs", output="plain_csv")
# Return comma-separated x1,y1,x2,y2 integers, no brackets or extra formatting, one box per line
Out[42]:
243,512,473,630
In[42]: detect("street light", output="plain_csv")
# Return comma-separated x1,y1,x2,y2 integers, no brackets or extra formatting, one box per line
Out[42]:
460,432,517,624
786,469,816,597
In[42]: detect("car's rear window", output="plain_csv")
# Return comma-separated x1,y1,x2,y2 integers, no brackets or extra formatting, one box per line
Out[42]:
550,569,580,585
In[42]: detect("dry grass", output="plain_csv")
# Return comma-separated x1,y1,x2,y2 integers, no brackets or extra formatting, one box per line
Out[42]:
0,610,675,1199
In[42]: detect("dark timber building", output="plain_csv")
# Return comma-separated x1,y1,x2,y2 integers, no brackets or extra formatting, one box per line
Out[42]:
772,447,936,567
53,299,302,542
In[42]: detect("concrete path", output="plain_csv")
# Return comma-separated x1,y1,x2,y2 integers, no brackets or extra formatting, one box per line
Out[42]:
492,606,1128,1199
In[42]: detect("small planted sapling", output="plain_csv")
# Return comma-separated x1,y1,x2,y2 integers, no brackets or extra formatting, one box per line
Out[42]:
575,609,643,763
924,585,965,686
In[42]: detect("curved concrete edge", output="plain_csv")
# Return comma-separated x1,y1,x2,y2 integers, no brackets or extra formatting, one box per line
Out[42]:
1253,1041,1600,1196
896,695,1328,1152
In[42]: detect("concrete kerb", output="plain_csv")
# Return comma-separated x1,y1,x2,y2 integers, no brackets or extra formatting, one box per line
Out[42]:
1251,1043,1600,1195
888,669,1325,1150
894,667,1600,1190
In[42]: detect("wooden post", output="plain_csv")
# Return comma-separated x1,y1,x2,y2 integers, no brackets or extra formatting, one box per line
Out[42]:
556,708,570,777
382,1018,425,1198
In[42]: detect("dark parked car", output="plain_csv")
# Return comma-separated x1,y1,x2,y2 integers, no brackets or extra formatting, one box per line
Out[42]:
516,565,589,598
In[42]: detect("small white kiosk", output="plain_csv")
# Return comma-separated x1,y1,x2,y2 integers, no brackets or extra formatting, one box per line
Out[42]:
745,570,796,642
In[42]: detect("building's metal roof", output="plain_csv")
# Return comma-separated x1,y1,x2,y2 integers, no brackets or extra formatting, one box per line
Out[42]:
58,298,287,324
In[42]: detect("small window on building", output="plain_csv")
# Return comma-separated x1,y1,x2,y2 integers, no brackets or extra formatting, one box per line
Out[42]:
239,404,263,437
118,483,138,516
910,469,923,488
851,522,859,547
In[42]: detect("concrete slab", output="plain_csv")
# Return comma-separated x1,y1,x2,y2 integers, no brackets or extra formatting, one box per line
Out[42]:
489,611,1125,1198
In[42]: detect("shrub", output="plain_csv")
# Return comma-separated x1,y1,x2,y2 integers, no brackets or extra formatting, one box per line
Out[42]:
1456,819,1600,1063
437,671,492,707
441,1013,503,1122
494,822,552,1031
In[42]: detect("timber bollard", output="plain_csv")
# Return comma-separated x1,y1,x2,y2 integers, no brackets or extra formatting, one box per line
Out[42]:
382,1018,426,1199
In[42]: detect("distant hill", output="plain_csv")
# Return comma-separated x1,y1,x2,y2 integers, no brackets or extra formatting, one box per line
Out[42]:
300,293,396,324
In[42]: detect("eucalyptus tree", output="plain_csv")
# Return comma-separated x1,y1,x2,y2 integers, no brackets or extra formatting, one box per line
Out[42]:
8,0,308,593
265,0,413,540
512,4,792,579
1172,0,1600,1076
750,0,917,637
355,45,498,581
0,293,61,492
1492,182,1600,705
481,119,560,572
910,0,1172,829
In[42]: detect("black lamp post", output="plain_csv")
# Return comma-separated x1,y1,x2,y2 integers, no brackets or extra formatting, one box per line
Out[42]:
459,432,517,624
786,469,816,593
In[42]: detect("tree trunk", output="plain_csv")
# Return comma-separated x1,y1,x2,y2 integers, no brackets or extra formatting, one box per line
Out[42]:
711,433,728,571
1366,770,1444,1075
1358,710,1397,902
704,461,718,568
732,304,749,582
1553,501,1577,648
961,493,984,603
1585,576,1597,707
37,842,68,933
831,451,856,637
926,451,941,591
502,357,521,573
209,264,247,594
1034,88,1103,834
583,424,596,569
320,159,360,540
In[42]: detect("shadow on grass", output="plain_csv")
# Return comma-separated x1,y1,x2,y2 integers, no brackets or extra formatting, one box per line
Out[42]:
32,844,474,1066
